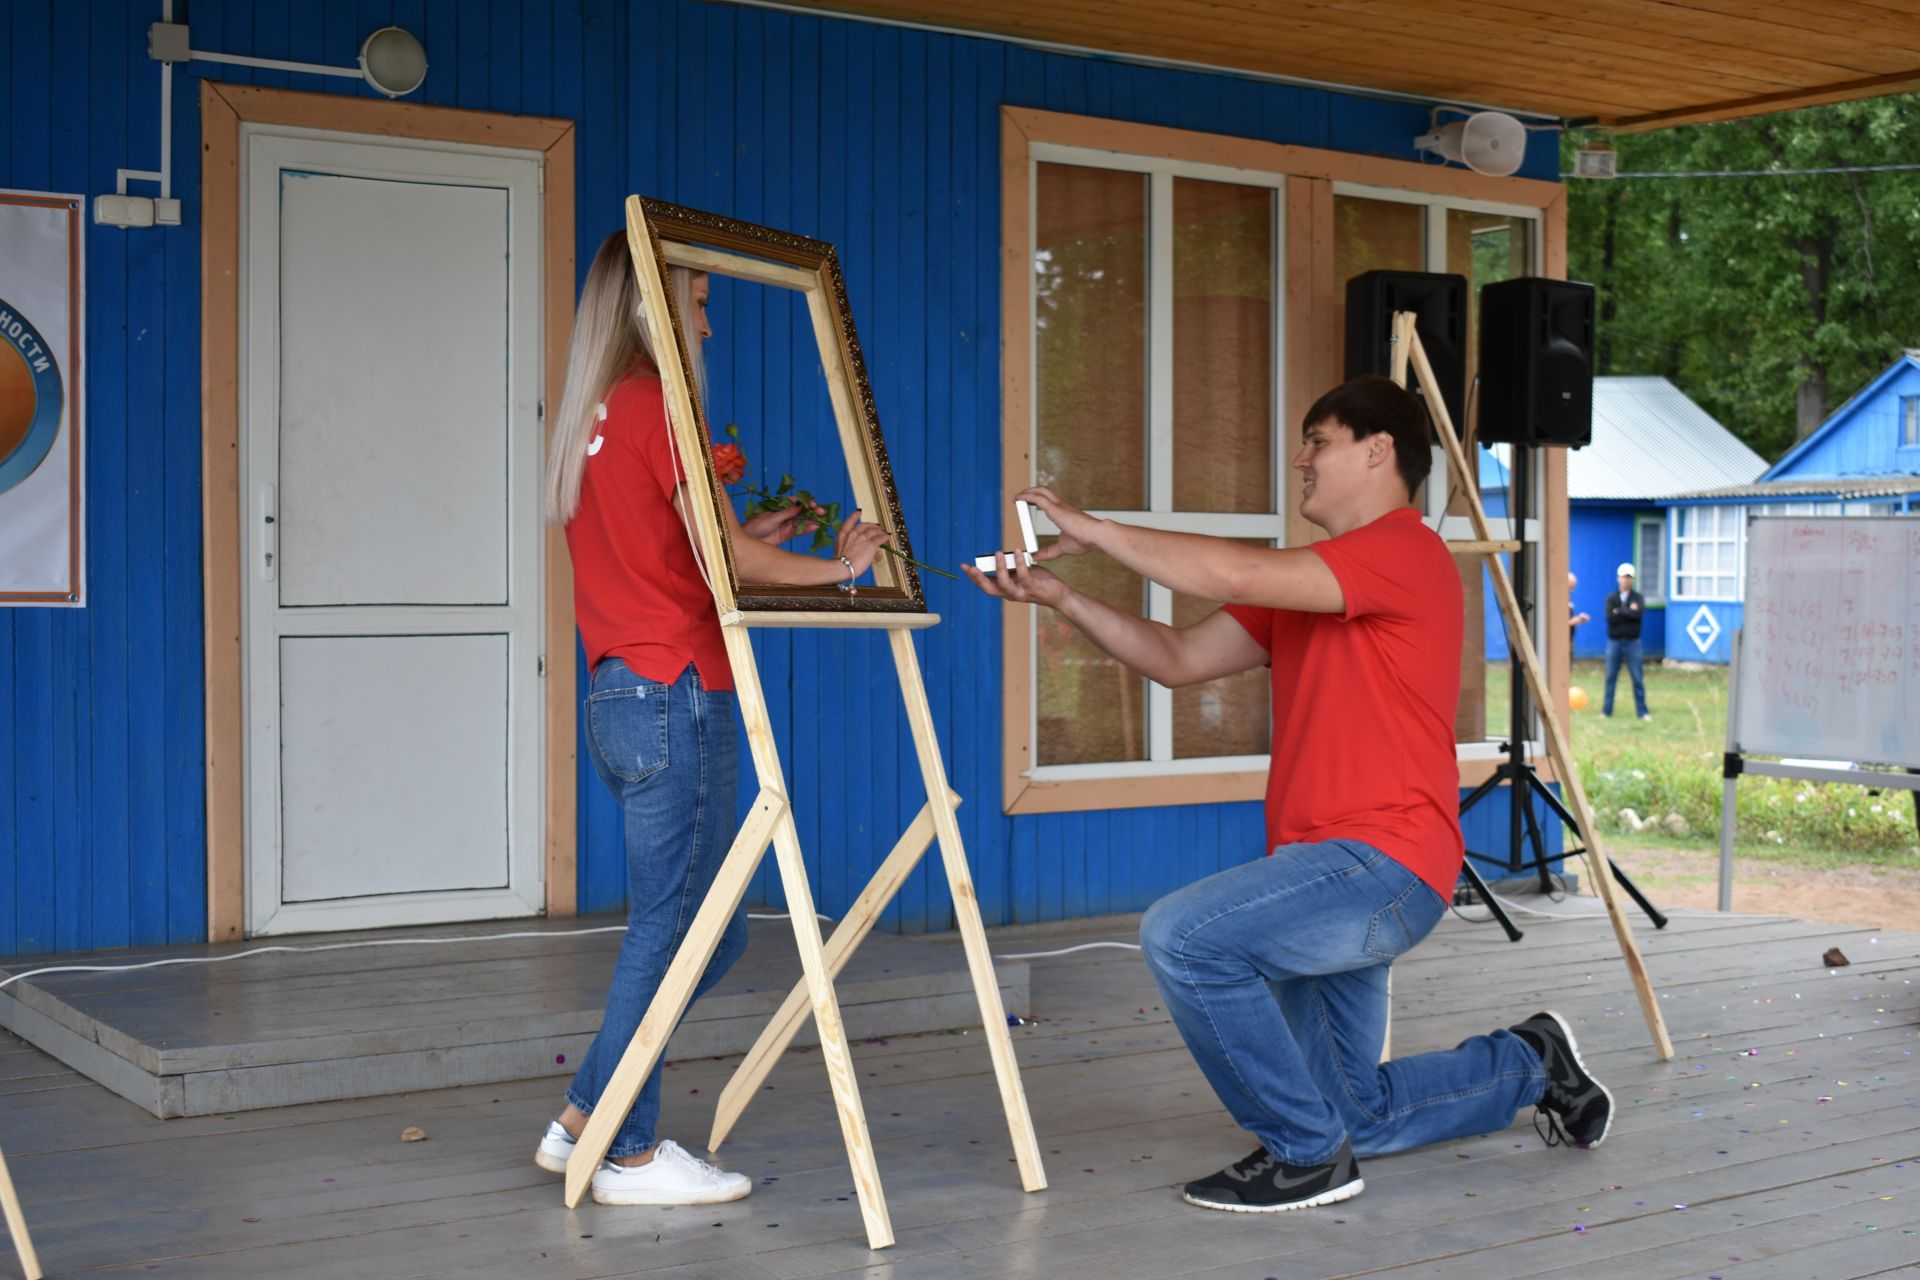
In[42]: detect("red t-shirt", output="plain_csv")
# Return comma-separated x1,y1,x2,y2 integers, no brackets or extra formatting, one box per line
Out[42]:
566,373,733,690
1222,507,1463,898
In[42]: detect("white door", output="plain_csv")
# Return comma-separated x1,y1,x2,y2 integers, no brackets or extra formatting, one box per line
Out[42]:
241,126,545,935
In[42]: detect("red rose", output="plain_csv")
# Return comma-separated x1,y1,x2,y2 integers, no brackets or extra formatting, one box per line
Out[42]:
711,442,747,485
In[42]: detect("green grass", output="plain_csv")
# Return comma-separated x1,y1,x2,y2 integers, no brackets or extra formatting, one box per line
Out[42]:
1482,660,1920,871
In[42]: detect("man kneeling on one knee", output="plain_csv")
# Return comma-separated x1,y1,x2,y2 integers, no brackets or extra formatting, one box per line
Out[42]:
965,375,1613,1213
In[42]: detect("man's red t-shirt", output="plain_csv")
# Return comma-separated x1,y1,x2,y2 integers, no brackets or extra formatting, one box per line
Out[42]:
565,373,734,690
1222,507,1463,898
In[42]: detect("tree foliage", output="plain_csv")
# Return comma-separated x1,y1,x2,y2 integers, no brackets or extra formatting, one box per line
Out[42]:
1564,95,1920,460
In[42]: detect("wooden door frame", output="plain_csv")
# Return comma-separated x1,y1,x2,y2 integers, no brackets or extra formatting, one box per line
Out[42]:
201,82,578,941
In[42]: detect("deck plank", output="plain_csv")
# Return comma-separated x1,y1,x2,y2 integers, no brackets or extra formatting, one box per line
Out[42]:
0,910,1914,1278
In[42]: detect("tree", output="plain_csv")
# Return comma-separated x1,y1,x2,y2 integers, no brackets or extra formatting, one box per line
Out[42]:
1564,95,1920,460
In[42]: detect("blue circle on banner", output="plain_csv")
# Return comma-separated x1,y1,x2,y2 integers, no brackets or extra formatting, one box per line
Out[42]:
0,293,65,498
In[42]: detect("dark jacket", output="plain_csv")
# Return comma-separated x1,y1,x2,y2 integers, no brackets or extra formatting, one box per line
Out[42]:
1605,589,1645,641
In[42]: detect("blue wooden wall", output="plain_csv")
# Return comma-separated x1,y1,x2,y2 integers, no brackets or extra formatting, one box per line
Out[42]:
1768,356,1920,480
2,0,1561,955
1568,506,1665,661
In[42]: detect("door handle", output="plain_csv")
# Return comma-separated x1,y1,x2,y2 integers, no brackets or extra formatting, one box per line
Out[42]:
259,483,278,581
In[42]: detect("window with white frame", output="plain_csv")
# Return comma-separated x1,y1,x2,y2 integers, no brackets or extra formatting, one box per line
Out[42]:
1674,505,1741,599
1333,185,1542,749
1027,147,1285,779
1635,514,1666,605
1902,395,1919,447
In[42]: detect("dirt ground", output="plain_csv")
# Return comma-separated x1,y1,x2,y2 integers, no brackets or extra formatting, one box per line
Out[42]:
1597,840,1920,934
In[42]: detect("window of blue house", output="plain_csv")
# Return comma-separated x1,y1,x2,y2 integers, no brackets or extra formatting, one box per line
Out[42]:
1674,505,1740,599
1902,395,1919,448
1635,514,1666,606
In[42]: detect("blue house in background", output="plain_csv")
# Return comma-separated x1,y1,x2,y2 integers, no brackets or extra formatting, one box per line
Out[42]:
1479,376,1763,662
1661,352,1920,663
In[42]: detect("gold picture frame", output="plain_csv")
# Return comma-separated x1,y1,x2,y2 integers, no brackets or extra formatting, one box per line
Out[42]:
624,195,927,617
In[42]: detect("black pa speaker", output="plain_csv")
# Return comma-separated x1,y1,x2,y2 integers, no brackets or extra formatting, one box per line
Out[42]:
1477,277,1595,447
1344,270,1467,432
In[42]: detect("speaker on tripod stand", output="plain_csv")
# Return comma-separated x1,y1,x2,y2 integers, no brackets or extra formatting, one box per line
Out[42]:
1476,277,1595,447
1453,275,1666,940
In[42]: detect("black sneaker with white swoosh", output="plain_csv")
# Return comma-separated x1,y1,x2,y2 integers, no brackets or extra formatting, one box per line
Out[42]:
1511,1009,1614,1148
1181,1137,1364,1213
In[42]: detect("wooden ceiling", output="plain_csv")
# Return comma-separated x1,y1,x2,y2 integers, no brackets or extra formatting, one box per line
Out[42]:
773,0,1920,131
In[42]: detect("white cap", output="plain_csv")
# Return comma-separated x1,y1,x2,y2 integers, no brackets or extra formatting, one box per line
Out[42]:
1616,562,1636,578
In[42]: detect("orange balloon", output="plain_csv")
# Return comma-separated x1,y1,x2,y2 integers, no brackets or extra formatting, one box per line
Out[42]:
1568,685,1589,711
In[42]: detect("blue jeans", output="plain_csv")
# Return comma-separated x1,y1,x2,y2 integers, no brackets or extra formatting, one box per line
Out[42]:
566,660,749,1157
1140,840,1546,1167
1604,638,1648,717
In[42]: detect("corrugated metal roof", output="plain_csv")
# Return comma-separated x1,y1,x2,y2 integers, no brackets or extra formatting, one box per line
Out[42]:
1570,377,1768,501
1666,476,1920,502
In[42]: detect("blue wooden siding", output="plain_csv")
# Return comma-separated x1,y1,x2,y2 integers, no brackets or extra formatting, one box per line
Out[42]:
1768,356,1920,480
1567,506,1665,661
3,0,1560,956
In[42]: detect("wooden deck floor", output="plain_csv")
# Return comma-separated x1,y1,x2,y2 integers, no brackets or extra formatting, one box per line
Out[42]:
2,904,1916,1278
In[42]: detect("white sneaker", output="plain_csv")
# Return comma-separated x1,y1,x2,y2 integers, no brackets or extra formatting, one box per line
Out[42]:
590,1139,753,1206
533,1120,577,1174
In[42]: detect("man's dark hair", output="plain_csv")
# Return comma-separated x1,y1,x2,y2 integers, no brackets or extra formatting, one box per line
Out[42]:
1301,375,1433,498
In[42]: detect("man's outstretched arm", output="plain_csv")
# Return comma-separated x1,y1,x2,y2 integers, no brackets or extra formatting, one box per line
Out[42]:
963,556,1267,688
1018,487,1347,614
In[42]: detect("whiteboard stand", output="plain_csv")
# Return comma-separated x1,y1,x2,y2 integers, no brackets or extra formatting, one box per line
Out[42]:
1719,630,1743,912
1716,517,1920,913
1717,633,1920,912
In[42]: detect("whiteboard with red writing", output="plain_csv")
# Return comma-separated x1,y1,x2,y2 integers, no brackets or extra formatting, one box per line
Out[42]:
1737,515,1920,768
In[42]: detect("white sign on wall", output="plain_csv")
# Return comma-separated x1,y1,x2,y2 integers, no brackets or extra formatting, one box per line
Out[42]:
0,190,84,605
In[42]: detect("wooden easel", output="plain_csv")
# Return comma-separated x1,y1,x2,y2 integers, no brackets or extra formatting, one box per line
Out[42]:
1393,312,1674,1061
560,201,1046,1248
0,1141,41,1280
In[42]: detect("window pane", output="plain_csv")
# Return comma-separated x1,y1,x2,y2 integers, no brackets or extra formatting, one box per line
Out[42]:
1172,547,1272,759
1334,197,1424,378
1036,539,1148,765
1035,163,1147,509
1173,180,1273,513
1447,210,1534,396
1637,519,1664,595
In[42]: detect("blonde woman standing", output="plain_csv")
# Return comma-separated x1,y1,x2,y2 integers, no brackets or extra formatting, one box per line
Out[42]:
535,232,889,1206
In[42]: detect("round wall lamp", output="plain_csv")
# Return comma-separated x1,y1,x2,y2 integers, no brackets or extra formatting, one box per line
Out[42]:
359,27,429,99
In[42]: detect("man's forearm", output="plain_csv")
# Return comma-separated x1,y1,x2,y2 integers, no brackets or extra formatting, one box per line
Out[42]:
1089,522,1264,602
1087,520,1343,613
1054,586,1194,688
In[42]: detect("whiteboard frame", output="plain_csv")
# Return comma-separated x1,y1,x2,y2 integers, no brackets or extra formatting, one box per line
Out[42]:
1730,513,1919,768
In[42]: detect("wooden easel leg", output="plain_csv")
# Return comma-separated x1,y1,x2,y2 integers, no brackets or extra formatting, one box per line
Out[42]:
890,630,1049,1193
709,794,957,1152
723,627,894,1249
562,790,785,1208
1397,313,1674,1061
767,807,896,1248
2,1140,47,1279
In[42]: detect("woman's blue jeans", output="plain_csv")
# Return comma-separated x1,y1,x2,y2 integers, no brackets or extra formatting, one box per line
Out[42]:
1141,840,1546,1167
566,660,749,1157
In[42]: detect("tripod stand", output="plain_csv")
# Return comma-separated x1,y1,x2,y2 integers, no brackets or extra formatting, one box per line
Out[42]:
1453,441,1668,942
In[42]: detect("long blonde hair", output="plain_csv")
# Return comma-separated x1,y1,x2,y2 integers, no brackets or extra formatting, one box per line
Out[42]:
544,231,706,524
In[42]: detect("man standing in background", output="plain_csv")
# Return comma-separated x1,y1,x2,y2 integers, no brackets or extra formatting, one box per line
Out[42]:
1603,563,1649,720
1567,570,1590,653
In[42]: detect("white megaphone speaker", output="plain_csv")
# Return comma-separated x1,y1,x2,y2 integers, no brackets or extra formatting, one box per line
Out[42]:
1414,111,1527,177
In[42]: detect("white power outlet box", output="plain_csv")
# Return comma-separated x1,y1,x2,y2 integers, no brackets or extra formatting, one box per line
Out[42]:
95,195,156,228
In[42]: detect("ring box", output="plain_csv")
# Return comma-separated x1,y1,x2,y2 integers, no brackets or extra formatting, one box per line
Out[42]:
973,499,1040,573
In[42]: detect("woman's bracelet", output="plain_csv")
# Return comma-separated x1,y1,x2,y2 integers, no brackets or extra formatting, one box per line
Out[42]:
836,554,858,595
